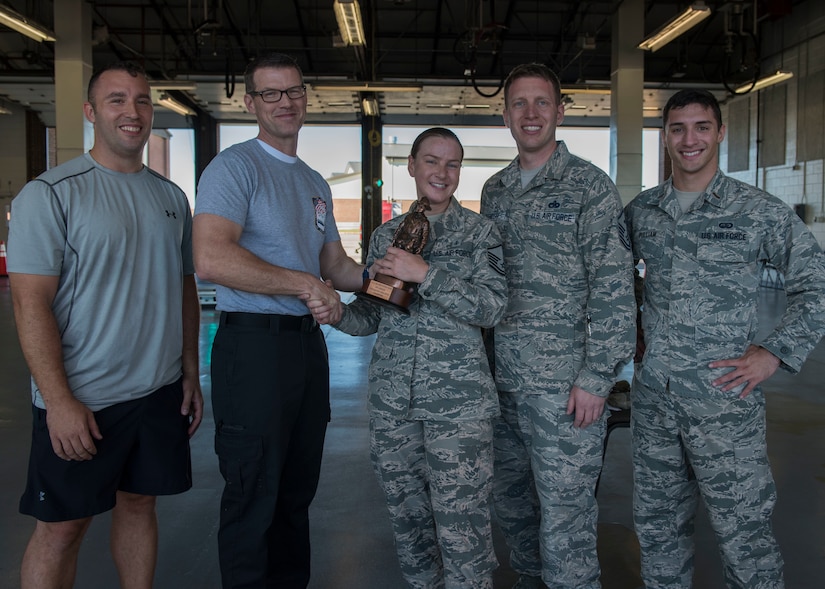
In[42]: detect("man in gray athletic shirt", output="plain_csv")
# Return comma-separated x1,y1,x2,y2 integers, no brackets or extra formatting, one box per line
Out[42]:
7,62,203,588
193,52,363,588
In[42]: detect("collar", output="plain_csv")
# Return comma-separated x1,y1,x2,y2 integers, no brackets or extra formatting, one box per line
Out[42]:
433,196,466,232
499,141,571,194
658,169,726,216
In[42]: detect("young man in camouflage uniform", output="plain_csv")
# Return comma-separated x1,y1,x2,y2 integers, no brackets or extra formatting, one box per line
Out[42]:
480,63,636,589
625,89,825,588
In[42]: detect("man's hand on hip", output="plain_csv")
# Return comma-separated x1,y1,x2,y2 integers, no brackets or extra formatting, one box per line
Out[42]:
709,344,781,398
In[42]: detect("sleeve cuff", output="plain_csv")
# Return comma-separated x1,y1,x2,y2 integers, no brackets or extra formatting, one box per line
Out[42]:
573,369,614,398
757,340,800,374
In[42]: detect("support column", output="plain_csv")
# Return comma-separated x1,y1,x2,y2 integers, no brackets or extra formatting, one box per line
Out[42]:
194,110,218,185
360,116,383,265
54,0,93,165
610,0,644,205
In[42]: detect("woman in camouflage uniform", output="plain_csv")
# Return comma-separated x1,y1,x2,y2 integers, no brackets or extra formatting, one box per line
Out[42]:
334,128,508,588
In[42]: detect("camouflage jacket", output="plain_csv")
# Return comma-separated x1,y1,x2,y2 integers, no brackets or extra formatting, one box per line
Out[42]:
625,170,825,398
335,197,508,421
480,141,636,398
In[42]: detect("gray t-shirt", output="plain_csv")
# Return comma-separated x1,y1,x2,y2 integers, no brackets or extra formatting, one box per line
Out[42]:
7,154,193,411
194,138,341,315
520,165,542,188
674,188,703,217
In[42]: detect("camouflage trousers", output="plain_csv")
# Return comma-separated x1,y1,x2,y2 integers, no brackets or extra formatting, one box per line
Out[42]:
493,390,605,588
370,416,498,589
632,381,784,589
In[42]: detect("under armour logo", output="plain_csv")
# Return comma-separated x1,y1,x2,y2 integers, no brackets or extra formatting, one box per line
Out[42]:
165,210,177,219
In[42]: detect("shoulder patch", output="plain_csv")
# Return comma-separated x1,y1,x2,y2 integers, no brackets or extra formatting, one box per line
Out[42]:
617,211,631,251
487,245,505,276
312,197,327,233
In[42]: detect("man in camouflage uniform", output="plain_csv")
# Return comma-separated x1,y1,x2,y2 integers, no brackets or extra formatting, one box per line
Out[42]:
333,128,507,588
625,89,825,588
480,64,636,588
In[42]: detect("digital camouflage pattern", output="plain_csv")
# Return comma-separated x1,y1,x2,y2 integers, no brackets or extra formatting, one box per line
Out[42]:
632,383,780,589
335,196,506,588
370,416,496,589
336,196,507,421
627,170,825,398
481,141,635,399
481,141,635,587
494,390,605,588
626,170,825,589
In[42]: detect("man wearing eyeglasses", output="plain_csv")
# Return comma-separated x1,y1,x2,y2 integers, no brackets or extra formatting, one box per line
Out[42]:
193,52,363,589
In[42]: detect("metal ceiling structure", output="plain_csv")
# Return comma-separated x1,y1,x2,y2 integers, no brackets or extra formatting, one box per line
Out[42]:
0,0,800,126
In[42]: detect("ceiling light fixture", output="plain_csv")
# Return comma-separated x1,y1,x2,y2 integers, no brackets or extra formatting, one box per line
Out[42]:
158,93,196,116
560,87,612,96
638,2,711,52
361,97,379,116
0,105,12,115
735,70,794,93
0,4,56,42
312,82,423,92
150,80,198,91
333,0,366,47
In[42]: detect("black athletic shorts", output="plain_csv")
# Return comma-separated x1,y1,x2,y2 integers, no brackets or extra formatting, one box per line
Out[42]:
19,378,193,522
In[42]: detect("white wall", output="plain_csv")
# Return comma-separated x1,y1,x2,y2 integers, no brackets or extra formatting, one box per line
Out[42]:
722,3,825,247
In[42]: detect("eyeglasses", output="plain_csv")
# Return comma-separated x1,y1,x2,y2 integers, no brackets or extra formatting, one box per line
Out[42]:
248,85,307,103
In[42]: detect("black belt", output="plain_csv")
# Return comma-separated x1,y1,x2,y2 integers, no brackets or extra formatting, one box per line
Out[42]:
220,312,318,333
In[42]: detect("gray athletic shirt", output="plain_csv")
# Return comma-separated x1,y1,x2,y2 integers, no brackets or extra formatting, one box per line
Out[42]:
7,154,194,411
194,139,341,315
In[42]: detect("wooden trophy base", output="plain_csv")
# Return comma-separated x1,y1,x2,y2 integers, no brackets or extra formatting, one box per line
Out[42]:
356,273,413,314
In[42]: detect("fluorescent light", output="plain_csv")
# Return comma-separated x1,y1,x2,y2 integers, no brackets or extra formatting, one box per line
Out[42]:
560,87,612,96
736,70,794,93
150,80,198,91
361,97,379,116
638,2,711,52
312,82,423,92
0,4,56,42
158,93,196,116
334,0,365,47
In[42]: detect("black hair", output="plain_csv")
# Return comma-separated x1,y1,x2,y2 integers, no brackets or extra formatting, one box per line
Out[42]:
662,89,723,129
87,61,146,104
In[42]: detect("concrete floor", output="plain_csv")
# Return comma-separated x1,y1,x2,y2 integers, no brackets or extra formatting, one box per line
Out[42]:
0,278,823,588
